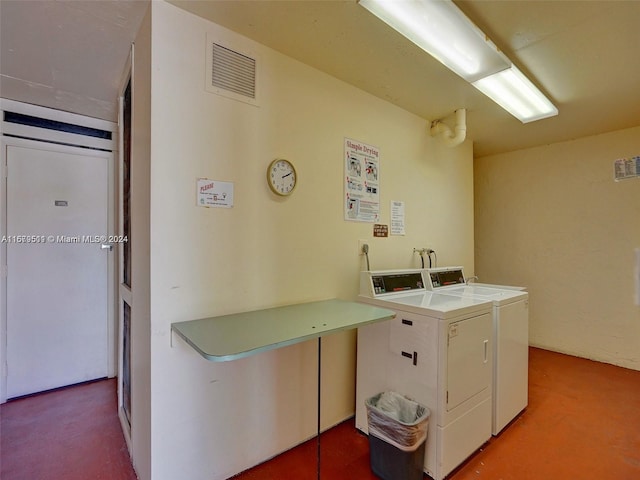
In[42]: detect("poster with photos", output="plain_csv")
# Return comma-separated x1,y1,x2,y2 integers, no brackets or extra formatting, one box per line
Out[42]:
344,138,380,222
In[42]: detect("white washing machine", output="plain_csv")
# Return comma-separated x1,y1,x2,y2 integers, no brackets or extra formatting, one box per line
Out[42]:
425,267,529,435
356,269,493,480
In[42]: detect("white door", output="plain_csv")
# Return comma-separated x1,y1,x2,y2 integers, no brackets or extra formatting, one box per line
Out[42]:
446,312,492,411
6,144,109,398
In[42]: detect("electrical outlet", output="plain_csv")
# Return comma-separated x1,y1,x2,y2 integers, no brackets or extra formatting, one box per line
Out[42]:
358,239,369,255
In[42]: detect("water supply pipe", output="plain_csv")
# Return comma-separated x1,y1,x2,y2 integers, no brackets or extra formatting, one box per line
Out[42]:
430,108,466,147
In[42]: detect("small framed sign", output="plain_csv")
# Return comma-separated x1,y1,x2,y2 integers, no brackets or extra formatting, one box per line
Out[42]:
373,224,389,237
197,178,234,208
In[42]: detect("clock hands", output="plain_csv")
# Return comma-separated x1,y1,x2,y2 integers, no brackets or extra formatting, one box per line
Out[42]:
282,172,293,179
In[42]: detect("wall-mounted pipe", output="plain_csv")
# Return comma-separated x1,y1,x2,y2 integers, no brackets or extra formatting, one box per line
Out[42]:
430,108,466,147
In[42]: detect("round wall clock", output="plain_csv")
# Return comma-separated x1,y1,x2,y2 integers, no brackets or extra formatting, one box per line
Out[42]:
267,158,297,196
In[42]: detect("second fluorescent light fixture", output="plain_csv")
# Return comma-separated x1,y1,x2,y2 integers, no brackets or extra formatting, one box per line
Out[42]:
359,0,558,123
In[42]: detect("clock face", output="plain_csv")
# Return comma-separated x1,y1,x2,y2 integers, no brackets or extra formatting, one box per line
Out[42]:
267,159,297,196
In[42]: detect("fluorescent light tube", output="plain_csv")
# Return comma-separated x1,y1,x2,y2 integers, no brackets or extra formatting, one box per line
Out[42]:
359,0,558,123
359,0,510,82
472,65,558,123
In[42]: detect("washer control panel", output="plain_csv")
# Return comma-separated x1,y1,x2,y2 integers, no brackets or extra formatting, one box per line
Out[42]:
360,270,425,297
426,267,465,290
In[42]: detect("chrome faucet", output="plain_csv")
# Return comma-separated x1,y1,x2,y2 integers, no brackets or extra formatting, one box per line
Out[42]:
466,276,479,285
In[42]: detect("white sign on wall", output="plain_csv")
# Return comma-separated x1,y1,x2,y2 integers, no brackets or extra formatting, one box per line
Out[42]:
614,156,640,181
344,138,380,222
390,200,405,235
636,248,640,307
197,178,234,208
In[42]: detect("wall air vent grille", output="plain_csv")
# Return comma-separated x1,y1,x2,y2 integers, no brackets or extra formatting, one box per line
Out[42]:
210,42,256,100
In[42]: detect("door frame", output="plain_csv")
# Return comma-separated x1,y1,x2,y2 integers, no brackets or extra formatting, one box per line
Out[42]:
0,99,118,403
116,44,134,450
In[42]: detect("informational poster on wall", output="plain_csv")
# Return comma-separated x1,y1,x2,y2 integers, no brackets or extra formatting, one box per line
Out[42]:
196,178,234,208
636,248,640,306
344,138,380,222
390,200,405,235
614,156,640,181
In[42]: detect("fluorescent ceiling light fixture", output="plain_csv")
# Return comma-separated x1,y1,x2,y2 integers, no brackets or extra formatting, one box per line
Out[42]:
472,65,558,123
359,0,509,82
359,0,558,123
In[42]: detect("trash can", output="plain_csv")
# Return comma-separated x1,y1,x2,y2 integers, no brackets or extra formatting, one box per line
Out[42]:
366,391,430,480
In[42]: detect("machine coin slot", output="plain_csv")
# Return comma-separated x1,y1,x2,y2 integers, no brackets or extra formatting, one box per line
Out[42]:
401,350,418,366
401,319,413,326
54,200,68,207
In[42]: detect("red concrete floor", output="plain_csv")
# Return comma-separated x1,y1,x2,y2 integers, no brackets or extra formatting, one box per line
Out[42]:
2,348,639,480
0,378,137,480
233,347,640,480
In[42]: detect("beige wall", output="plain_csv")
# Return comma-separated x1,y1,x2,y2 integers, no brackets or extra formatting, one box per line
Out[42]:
131,2,476,479
475,126,640,371
130,5,152,480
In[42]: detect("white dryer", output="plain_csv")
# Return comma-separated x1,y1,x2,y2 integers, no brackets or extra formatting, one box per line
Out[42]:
425,267,529,435
356,269,493,480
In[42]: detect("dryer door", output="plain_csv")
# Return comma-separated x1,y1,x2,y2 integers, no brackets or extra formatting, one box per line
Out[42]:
446,312,492,411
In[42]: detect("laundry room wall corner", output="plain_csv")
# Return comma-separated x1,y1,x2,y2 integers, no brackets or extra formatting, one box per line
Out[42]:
474,125,640,371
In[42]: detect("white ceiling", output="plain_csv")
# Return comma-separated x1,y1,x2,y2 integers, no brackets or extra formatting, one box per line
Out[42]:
0,0,149,122
2,0,639,157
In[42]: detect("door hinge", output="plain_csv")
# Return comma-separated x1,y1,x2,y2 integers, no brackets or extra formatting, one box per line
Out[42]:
446,390,449,404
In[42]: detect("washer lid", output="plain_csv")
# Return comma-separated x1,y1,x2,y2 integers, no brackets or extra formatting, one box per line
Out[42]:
437,285,528,306
359,291,492,319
